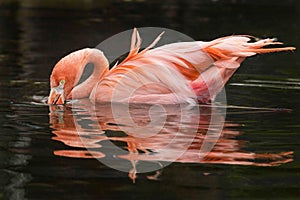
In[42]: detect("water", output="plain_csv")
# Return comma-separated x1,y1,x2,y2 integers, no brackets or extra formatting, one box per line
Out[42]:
1,1,300,199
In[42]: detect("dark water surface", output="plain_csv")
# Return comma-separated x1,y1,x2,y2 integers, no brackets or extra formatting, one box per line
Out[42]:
1,1,300,199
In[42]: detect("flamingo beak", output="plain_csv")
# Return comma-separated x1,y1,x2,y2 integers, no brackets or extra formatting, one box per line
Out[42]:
48,86,65,105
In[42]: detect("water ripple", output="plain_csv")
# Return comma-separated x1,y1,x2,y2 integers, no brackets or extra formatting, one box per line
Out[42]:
47,100,293,180
230,79,300,90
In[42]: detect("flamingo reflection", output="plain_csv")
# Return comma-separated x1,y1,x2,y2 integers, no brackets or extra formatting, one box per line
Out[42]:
49,100,293,180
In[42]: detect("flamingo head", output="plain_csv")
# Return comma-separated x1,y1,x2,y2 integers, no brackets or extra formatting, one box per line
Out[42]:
48,49,90,105
48,48,109,105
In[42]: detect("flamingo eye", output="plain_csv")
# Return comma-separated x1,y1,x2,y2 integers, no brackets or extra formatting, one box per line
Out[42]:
59,79,65,87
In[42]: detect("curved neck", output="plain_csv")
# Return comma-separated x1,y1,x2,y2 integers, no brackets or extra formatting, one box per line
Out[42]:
68,49,109,100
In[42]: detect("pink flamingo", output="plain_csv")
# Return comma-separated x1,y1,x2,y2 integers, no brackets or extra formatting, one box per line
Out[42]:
48,28,295,104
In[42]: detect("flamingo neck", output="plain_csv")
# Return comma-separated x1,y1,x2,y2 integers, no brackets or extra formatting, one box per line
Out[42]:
68,49,109,100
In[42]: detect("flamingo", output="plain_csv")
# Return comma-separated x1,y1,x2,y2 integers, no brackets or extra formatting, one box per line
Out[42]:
48,28,295,105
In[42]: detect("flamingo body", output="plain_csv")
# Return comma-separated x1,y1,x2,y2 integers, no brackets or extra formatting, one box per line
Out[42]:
48,28,295,104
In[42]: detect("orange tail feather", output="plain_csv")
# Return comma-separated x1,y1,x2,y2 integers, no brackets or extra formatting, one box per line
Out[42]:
247,46,295,54
204,36,295,60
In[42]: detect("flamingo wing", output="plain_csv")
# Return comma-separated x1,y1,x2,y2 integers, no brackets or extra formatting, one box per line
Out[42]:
91,28,217,103
90,28,295,104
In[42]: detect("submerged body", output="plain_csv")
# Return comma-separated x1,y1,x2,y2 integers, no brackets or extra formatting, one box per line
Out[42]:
48,28,295,105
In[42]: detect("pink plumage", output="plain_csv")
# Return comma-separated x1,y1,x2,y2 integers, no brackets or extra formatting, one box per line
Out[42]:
48,28,295,105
